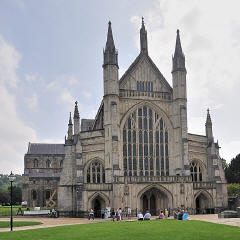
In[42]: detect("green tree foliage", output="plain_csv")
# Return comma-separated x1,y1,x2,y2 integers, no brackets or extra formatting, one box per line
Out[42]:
221,158,228,170
0,174,22,205
8,186,22,205
225,154,240,183
227,184,240,197
0,174,22,189
0,188,10,205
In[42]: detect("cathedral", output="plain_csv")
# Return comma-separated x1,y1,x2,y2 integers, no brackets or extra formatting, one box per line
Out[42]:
22,20,228,217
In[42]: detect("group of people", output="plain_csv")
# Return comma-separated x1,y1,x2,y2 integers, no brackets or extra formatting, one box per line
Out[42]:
88,208,189,221
88,208,127,221
137,209,169,221
137,211,151,220
173,209,189,220
111,208,123,221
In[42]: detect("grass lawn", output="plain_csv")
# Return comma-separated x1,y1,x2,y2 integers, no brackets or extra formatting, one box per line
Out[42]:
0,221,42,228
0,220,239,240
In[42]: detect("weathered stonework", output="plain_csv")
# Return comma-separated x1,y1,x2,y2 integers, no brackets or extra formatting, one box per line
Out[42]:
22,20,228,217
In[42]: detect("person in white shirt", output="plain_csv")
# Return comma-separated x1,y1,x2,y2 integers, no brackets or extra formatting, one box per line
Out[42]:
118,208,122,221
137,212,143,220
144,211,151,220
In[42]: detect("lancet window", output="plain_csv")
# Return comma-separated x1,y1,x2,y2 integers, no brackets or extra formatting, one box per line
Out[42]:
136,81,153,91
86,161,105,183
46,159,51,168
33,159,38,168
190,161,203,182
123,106,169,177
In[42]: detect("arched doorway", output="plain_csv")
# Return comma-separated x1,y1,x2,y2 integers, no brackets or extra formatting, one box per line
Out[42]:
140,187,170,216
150,195,156,215
92,195,106,218
195,191,213,214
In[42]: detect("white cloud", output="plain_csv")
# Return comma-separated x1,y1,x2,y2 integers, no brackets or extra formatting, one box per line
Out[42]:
60,89,75,106
25,74,38,82
0,36,20,87
82,91,91,98
130,0,240,162
0,35,37,174
221,140,240,162
24,93,38,109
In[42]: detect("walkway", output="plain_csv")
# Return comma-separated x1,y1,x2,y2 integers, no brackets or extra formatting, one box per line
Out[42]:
191,214,240,227
0,214,240,232
0,217,107,232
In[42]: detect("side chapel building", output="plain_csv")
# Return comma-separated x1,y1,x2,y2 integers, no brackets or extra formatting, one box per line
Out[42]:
22,20,228,216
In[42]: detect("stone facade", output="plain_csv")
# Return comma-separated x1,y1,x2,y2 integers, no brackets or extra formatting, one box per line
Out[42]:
22,20,228,217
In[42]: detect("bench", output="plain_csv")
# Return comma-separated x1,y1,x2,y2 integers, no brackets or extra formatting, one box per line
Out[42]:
23,210,50,216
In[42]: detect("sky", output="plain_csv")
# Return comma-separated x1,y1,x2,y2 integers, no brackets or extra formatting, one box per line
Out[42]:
0,0,239,174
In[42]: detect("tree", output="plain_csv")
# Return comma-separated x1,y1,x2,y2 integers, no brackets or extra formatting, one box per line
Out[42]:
225,154,240,183
221,158,228,170
8,186,22,205
227,184,240,197
0,188,10,205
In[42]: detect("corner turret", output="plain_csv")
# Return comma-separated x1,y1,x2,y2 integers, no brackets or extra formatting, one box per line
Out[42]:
103,21,119,96
172,29,186,73
205,108,213,143
74,101,80,135
140,17,148,54
67,112,73,140
103,21,118,67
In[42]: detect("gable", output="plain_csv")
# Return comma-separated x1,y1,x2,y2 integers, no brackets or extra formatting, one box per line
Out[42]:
119,53,172,93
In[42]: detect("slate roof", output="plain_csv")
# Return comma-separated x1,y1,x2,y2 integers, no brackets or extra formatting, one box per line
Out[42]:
27,143,65,155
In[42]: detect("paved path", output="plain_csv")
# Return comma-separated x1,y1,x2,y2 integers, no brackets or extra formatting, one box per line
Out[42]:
191,214,240,227
0,214,240,232
0,217,108,232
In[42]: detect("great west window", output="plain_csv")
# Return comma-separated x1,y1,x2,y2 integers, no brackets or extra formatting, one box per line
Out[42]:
123,106,169,177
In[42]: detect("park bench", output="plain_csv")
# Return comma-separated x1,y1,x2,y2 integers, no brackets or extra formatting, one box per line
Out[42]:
23,209,50,216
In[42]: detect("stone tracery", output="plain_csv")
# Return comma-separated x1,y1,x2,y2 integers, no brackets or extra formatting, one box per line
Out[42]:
86,161,105,183
123,106,169,176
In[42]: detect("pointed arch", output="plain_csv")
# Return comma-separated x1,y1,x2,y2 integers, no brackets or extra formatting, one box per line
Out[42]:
194,190,213,214
120,101,173,130
137,184,173,210
88,192,110,209
121,102,173,177
194,190,213,204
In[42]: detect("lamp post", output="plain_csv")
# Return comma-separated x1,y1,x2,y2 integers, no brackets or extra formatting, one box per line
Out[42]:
8,171,15,231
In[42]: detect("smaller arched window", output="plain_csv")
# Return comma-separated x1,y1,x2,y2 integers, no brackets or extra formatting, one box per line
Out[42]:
46,159,51,168
32,190,37,200
86,161,105,183
190,161,203,182
60,160,63,168
33,159,38,168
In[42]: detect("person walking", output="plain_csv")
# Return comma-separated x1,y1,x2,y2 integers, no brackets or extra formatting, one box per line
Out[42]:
111,208,116,221
101,209,105,219
88,209,94,220
118,208,123,221
164,209,169,219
